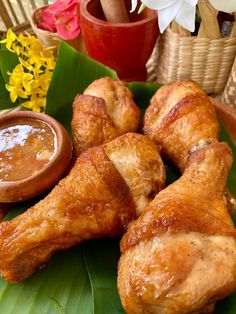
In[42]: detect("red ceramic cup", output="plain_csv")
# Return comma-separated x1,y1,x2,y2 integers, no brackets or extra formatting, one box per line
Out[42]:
80,0,158,81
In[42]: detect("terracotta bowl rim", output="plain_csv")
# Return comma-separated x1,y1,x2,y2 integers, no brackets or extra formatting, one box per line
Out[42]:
80,0,157,28
0,111,72,202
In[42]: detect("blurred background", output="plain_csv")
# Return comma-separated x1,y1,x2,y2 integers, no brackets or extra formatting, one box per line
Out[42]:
0,0,53,32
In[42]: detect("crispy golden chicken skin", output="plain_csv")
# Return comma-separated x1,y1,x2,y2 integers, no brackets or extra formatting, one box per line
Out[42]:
143,80,236,214
71,77,140,157
143,80,220,172
104,133,166,217
118,140,236,314
0,133,165,283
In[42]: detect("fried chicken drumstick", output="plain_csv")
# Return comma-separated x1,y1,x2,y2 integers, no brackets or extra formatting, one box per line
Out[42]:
71,77,140,157
143,80,219,172
0,133,165,283
143,80,236,211
118,140,236,314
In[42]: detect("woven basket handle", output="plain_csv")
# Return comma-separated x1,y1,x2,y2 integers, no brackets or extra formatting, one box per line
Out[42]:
197,0,220,38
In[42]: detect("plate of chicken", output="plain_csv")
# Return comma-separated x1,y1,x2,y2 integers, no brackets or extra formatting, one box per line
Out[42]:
0,59,235,313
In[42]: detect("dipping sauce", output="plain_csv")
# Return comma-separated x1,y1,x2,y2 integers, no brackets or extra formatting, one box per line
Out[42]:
0,118,57,182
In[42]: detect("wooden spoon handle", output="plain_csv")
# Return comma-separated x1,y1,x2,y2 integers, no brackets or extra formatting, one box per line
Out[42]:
100,0,130,23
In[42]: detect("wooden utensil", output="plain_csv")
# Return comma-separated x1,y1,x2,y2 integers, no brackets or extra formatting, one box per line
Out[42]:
100,0,129,23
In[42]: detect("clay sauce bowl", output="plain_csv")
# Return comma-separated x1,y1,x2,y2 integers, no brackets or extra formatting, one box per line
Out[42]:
0,111,72,203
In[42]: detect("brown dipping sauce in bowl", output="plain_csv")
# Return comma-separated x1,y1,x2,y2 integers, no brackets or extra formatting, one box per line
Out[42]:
0,111,72,202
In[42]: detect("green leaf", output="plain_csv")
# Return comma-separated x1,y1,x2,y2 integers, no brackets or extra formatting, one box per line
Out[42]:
0,49,18,83
0,247,93,314
84,239,124,314
46,42,118,132
0,71,18,110
216,292,236,314
127,82,161,119
0,48,19,109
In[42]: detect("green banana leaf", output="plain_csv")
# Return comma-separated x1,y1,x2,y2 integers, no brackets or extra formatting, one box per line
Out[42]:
0,71,15,109
0,49,18,83
84,239,124,314
0,247,92,314
0,49,20,110
0,42,235,314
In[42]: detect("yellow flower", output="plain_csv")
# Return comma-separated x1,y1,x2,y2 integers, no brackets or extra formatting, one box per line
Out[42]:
3,29,55,112
19,57,33,70
41,48,54,59
0,29,17,51
44,57,56,71
17,33,32,48
6,64,31,102
22,95,46,112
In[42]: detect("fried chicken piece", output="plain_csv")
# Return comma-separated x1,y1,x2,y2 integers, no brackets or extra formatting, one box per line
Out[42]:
118,140,236,314
104,134,166,217
71,95,121,157
71,77,140,157
143,80,236,213
0,133,165,283
143,80,220,172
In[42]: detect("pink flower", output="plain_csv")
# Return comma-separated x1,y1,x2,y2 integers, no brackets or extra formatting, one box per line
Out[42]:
38,8,57,33
36,0,80,40
51,0,79,12
56,23,80,40
37,21,56,33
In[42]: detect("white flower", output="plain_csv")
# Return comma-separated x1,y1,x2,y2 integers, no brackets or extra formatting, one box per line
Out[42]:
130,0,197,33
130,0,236,34
130,0,137,12
208,0,236,13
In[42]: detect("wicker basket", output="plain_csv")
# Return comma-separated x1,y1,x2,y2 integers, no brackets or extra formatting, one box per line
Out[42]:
222,57,236,107
153,0,236,94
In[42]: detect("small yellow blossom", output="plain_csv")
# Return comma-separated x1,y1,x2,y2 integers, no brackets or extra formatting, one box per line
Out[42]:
6,64,29,102
2,29,55,112
22,95,46,113
0,29,17,51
